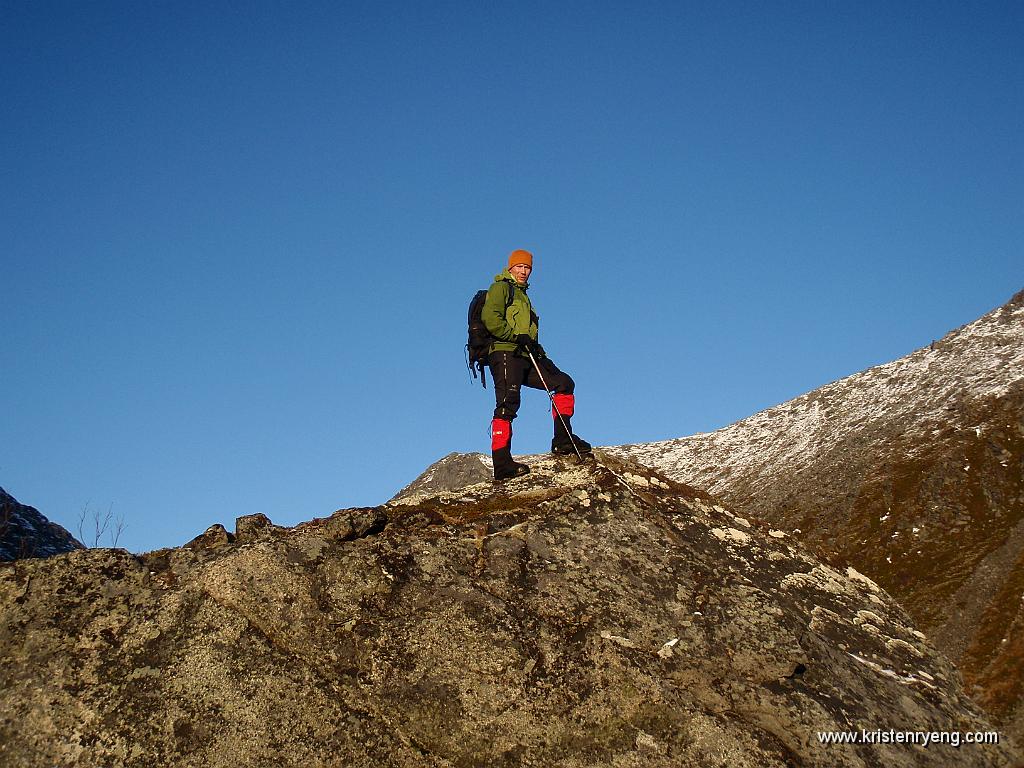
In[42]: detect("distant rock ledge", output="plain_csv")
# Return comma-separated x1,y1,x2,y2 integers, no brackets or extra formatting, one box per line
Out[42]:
389,451,493,504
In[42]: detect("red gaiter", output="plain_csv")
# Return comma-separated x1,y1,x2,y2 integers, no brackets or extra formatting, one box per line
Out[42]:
491,418,512,451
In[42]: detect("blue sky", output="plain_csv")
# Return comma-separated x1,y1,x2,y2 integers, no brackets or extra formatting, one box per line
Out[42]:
3,1,1021,554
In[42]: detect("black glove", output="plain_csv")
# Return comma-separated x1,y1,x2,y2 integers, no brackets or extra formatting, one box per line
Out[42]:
515,334,535,352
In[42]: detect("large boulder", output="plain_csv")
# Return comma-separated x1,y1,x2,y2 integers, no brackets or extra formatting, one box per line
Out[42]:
0,453,1016,766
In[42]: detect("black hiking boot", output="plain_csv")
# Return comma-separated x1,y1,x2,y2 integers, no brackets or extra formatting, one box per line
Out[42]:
552,412,591,457
492,447,531,481
551,434,592,457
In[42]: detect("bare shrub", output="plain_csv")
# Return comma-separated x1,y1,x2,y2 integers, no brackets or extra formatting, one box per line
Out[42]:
77,502,127,548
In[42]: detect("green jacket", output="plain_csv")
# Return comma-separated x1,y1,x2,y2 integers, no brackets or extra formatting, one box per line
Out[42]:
482,270,539,355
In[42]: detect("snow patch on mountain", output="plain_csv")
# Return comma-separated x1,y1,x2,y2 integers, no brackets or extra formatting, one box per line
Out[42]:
610,291,1024,496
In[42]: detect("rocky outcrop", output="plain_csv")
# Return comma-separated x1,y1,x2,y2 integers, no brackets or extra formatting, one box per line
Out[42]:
0,487,83,561
610,289,1024,740
0,453,1016,767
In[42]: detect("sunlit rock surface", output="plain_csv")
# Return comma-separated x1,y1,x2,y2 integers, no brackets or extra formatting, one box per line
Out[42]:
1,453,1016,767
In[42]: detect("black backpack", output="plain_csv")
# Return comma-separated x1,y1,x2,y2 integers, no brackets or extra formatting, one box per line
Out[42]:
466,282,514,388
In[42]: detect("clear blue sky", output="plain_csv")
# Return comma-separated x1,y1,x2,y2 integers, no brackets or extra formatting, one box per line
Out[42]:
3,1,1021,554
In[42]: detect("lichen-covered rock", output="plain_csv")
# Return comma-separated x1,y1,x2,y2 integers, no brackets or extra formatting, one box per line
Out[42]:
184,523,233,551
234,512,275,542
0,453,1017,767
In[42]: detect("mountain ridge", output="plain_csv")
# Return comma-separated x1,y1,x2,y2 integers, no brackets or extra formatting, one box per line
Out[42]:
609,288,1024,739
612,289,1022,496
0,487,83,561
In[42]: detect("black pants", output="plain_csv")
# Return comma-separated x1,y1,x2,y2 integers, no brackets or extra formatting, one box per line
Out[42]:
488,351,574,421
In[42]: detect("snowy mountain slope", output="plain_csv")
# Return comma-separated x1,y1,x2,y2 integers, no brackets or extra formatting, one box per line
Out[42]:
612,290,1022,503
608,288,1024,738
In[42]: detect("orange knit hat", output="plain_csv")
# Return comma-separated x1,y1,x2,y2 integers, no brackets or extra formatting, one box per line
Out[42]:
508,249,533,269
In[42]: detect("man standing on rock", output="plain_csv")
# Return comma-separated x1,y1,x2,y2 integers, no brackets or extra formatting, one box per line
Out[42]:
483,249,592,481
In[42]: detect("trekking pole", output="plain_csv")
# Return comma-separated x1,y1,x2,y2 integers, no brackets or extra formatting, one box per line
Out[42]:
526,349,585,462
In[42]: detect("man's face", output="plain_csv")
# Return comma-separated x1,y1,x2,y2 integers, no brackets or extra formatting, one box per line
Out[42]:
510,263,532,284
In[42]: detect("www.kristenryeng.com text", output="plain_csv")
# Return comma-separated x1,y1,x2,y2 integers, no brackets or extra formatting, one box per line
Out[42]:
817,729,1000,748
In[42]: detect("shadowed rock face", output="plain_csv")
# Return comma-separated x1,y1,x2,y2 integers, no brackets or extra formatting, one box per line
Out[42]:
390,451,494,504
1,453,1017,767
0,487,83,561
610,289,1024,741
